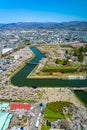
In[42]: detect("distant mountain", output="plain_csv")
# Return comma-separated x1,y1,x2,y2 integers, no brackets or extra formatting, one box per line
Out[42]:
0,21,87,30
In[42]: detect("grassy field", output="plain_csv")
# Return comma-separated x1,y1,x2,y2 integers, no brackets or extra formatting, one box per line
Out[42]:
44,101,72,120
41,125,50,130
44,107,67,121
41,101,72,130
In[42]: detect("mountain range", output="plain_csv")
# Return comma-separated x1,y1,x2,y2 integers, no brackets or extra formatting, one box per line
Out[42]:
0,21,87,30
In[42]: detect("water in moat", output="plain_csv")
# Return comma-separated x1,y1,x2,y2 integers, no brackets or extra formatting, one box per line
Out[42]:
74,90,87,106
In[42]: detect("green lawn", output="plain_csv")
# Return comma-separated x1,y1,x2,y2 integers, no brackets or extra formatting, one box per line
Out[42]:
72,62,80,68
44,105,71,121
44,107,65,121
42,101,72,130
41,125,50,130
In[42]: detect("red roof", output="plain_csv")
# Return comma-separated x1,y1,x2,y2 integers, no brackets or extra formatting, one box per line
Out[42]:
10,103,31,110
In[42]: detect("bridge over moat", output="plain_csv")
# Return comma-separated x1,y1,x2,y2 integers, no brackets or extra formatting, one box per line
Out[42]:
26,62,38,65
71,88,87,90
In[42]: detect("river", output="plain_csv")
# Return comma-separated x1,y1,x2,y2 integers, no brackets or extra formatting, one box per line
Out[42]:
11,47,87,87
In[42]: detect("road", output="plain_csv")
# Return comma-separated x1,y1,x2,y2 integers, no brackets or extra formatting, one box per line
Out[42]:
29,104,41,130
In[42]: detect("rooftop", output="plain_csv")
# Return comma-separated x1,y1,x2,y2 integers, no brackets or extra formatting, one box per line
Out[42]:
2,47,13,55
0,112,13,130
10,103,31,111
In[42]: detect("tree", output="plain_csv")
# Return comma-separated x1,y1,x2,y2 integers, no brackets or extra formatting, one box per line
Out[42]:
61,119,71,129
46,120,51,126
55,59,60,64
73,48,84,62
55,59,68,65
24,39,31,45
78,52,84,62
61,59,68,65
65,50,68,55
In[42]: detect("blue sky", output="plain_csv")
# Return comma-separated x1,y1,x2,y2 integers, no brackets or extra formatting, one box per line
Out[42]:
0,0,87,23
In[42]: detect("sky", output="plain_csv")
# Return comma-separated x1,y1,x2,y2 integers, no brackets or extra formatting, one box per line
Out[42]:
0,0,87,23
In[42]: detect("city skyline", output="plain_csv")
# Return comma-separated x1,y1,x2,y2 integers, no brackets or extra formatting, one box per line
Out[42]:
0,0,87,23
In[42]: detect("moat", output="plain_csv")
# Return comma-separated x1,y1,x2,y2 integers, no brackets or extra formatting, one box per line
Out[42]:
11,47,87,87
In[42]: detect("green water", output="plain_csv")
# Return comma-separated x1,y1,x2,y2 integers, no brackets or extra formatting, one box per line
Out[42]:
11,47,87,87
74,90,87,106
